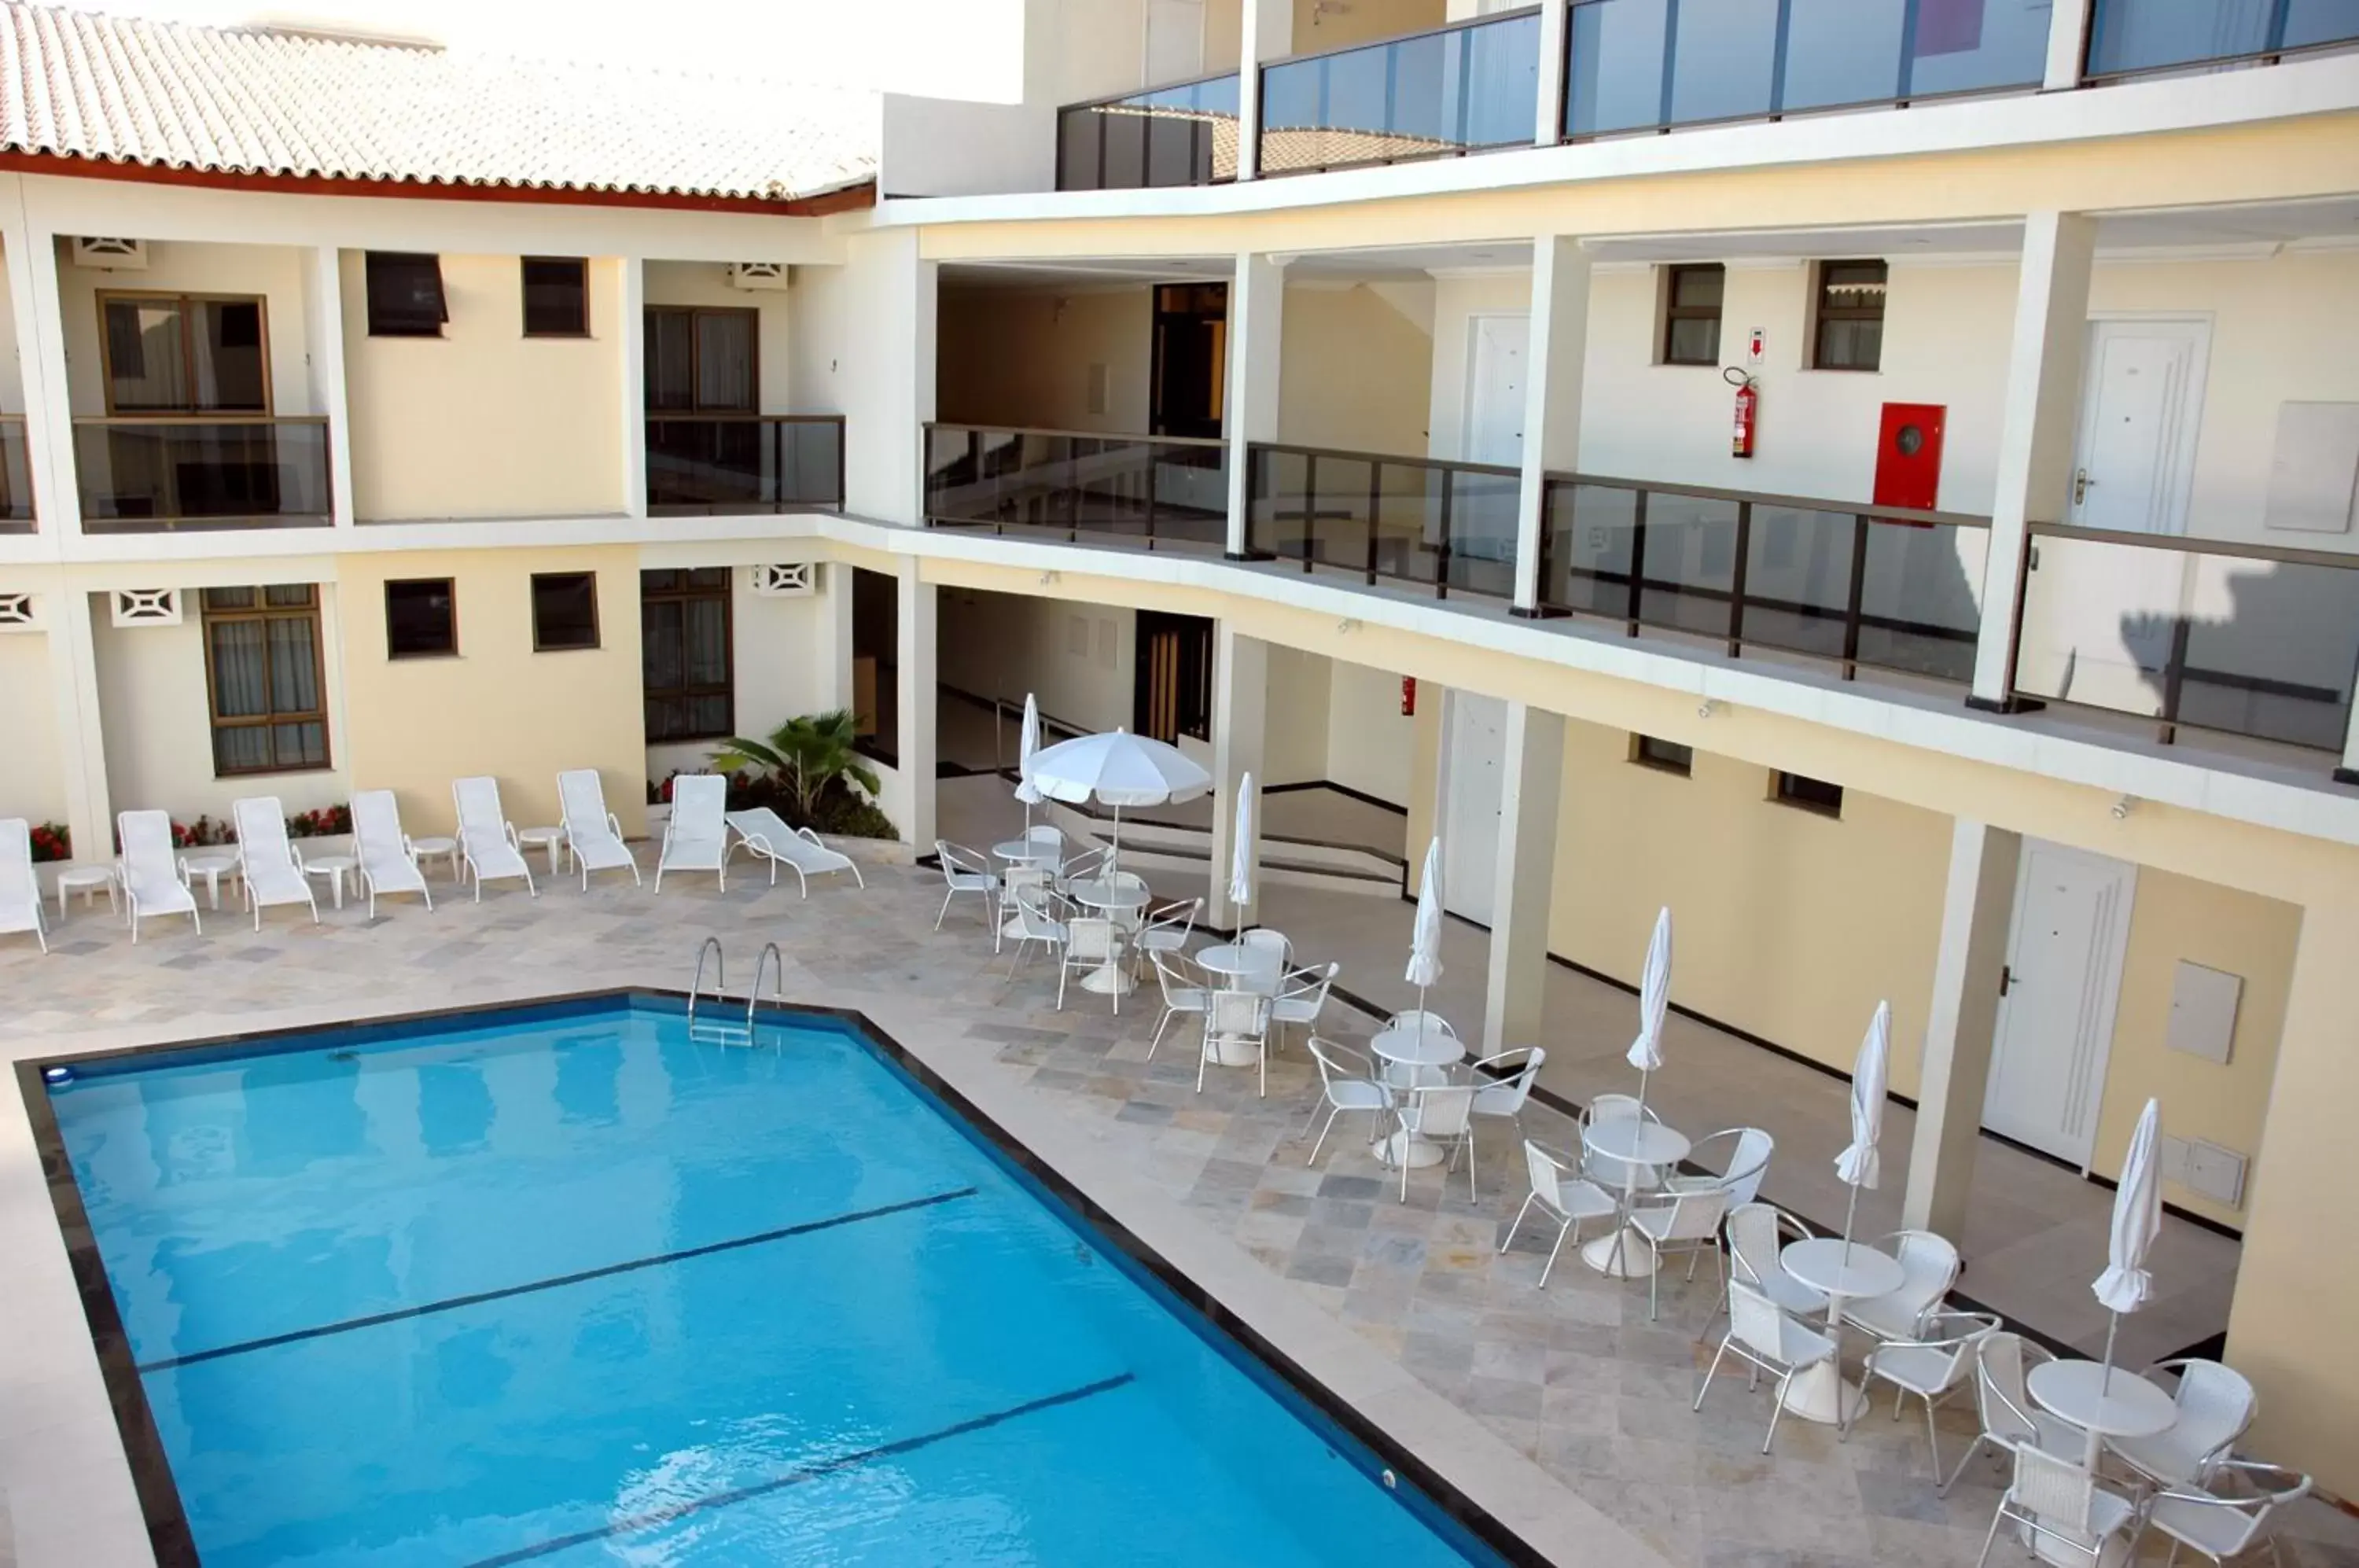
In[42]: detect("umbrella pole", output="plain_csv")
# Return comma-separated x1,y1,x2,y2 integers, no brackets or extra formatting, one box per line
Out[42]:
1839,1183,1860,1268
2099,1312,2119,1397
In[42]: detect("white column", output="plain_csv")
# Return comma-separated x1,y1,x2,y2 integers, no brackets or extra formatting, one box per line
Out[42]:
617,256,647,520
1479,702,1563,1057
1206,625,1267,932
894,557,937,850
2044,0,2094,89
1970,212,2094,709
1234,0,1292,182
47,587,110,864
1512,237,1592,615
305,246,356,528
1532,0,1570,145
816,558,856,716
1224,252,1285,559
1902,819,2022,1238
3,188,79,540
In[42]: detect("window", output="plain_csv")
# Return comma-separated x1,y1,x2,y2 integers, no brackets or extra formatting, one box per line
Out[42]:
641,569,734,742
385,578,457,658
1661,263,1724,366
366,252,448,337
1135,610,1213,744
1812,259,1886,372
1631,735,1693,775
522,257,589,337
1772,770,1844,817
200,586,328,775
531,572,601,651
644,306,756,410
99,294,267,413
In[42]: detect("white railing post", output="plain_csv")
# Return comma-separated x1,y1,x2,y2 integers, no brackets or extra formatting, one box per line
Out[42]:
2044,0,2095,89
1224,252,1286,559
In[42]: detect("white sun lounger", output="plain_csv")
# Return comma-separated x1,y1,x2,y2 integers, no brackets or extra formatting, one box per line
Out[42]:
558,769,642,891
231,797,320,930
725,808,866,897
117,808,201,942
0,818,48,952
351,790,434,917
451,776,537,900
656,774,728,891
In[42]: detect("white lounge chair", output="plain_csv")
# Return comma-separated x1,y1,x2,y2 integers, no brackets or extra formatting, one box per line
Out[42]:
0,818,48,952
451,776,537,900
725,808,865,896
351,790,433,917
657,775,729,891
116,809,201,942
557,769,642,891
231,797,320,930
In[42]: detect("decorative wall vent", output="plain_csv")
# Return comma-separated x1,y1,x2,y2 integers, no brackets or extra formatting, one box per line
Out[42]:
0,592,35,630
109,587,182,627
72,236,149,270
728,262,790,292
752,562,815,598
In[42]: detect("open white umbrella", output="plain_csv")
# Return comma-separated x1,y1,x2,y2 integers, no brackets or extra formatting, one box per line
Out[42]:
1014,694,1044,828
1405,837,1444,1045
1227,771,1257,914
1626,907,1673,1117
1835,1001,1890,1264
2093,1098,2163,1394
1025,729,1212,866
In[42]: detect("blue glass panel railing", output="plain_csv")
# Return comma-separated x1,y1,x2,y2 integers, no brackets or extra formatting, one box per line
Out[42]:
1564,0,2044,138
924,425,1230,550
1246,443,1523,602
1257,9,1542,176
2085,0,2359,78
1057,72,1242,191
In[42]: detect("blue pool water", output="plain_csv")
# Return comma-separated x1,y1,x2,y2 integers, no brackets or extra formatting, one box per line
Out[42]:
46,997,1504,1566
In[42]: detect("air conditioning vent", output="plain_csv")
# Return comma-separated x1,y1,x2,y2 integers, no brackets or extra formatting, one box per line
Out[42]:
751,562,815,597
109,587,182,627
72,237,149,270
728,262,790,292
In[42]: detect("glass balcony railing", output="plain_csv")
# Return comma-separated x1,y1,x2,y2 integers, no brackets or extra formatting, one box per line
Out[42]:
74,417,331,531
645,415,844,513
923,425,1230,550
0,416,31,532
1247,444,1522,602
1057,72,1242,191
1258,8,1542,176
2085,0,2359,79
1564,0,2044,138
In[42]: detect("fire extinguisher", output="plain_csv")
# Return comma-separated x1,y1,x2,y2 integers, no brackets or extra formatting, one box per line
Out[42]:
1725,365,1758,459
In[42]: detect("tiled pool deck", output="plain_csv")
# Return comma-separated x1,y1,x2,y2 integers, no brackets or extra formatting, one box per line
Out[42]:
0,856,2351,1567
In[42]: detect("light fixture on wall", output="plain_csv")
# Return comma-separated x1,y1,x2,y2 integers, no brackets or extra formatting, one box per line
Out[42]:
2111,794,2139,820
1697,698,1720,720
1039,571,1061,587
1337,617,1360,634
1310,0,1351,22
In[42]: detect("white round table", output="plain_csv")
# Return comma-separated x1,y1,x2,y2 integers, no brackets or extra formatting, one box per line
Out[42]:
516,826,565,877
1065,878,1150,996
1777,1238,1908,1425
409,835,460,880
992,837,1061,867
53,864,117,920
1579,1119,1692,1277
2028,1359,2177,1468
303,853,359,911
180,849,241,910
1196,943,1283,994
1367,1027,1465,1167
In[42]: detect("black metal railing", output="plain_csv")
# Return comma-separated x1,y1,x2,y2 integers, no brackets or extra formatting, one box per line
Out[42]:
0,416,31,531
2013,523,2359,753
2084,0,2359,79
923,424,1229,550
1056,71,1242,190
1246,443,1522,601
74,416,332,531
1562,0,2044,139
645,415,845,513
1260,8,1543,175
1536,477,1991,683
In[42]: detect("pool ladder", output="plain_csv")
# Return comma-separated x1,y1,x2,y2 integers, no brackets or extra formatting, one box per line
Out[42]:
687,937,783,1044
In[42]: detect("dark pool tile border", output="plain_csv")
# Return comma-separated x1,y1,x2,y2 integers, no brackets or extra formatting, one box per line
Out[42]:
23,988,1551,1568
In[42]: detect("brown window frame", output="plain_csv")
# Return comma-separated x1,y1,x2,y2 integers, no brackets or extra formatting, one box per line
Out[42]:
530,571,602,653
641,568,735,743
365,252,450,337
385,577,458,660
1660,263,1725,367
96,290,274,415
642,304,759,412
1629,734,1693,776
199,585,331,777
521,256,591,338
1771,769,1844,819
1811,259,1887,373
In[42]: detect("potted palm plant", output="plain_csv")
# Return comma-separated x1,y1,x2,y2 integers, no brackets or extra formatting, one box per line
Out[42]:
709,709,895,839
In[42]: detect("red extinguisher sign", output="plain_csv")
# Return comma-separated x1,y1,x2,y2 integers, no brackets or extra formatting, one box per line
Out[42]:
1725,366,1758,459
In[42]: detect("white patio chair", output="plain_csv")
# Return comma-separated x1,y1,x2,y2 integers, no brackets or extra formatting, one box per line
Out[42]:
1724,1202,1832,1319
1239,926,1293,982
0,819,47,952
1022,823,1065,863
933,841,1000,930
1500,1139,1617,1287
1625,1183,1732,1320
1198,987,1272,1095
557,769,642,891
1102,869,1150,935
116,809,201,942
2141,1459,2310,1567
2108,1359,2257,1493
1861,1309,2002,1482
1941,1331,2081,1496
1695,1277,1842,1454
351,790,433,917
1470,1047,1545,1144
1668,1127,1776,1210
1055,843,1110,891
1003,878,1071,980
1580,1092,1667,1192
1133,896,1199,969
726,808,865,896
1385,1008,1456,1039
1972,1444,2138,1568
230,797,319,930
999,864,1055,955
1379,1009,1456,1091
1268,960,1338,1051
1842,1229,1962,1343
656,775,729,891
451,777,536,900
1146,948,1212,1059
1394,1082,1480,1204
1058,915,1125,1014
1301,1035,1393,1165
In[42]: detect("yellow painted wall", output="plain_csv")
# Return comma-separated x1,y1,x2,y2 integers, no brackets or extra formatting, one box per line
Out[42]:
643,261,793,411
341,252,626,521
1278,282,1433,454
1290,0,1443,53
53,240,321,418
334,547,646,837
937,284,1154,434
0,631,65,826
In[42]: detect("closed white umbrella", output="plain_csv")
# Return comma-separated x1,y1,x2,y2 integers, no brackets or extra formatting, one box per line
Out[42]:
2094,1098,2164,1393
1014,694,1044,827
1227,772,1257,913
1626,907,1673,1117
1835,1001,1890,1263
1025,729,1213,866
1405,837,1444,1046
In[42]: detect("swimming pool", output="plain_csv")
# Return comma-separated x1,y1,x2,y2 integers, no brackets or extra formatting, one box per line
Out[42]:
35,994,1516,1567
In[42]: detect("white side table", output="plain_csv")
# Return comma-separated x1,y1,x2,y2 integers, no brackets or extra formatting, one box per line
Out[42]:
53,865,117,921
302,853,359,911
181,849,241,911
409,836,460,880
517,826,565,877
1778,1238,1907,1426
1581,1119,1692,1277
1065,878,1150,996
1367,1027,1465,1165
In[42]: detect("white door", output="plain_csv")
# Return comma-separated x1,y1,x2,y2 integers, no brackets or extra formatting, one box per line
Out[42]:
1462,314,1528,466
1982,841,2136,1168
1440,690,1506,924
1144,0,1205,84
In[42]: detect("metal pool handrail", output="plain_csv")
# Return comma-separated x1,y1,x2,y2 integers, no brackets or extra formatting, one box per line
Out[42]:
689,936,726,1031
748,942,785,1038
